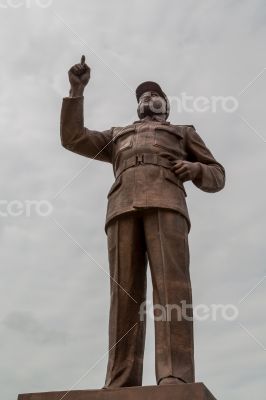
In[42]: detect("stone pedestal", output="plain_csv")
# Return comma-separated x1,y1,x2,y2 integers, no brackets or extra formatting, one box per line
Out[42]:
18,383,217,400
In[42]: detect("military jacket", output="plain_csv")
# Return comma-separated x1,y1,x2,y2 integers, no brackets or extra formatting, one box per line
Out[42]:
60,97,225,232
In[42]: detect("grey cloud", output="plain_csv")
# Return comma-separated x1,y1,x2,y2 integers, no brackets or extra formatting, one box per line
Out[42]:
2,311,70,345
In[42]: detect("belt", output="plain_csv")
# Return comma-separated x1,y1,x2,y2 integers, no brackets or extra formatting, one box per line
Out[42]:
115,153,174,178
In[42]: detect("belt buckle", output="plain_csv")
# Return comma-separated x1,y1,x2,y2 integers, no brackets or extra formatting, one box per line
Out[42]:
136,154,144,165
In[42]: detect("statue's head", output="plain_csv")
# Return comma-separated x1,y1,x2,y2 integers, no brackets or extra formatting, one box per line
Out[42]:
136,81,170,120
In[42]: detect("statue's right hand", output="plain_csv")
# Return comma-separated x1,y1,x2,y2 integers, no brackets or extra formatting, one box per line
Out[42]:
68,55,91,96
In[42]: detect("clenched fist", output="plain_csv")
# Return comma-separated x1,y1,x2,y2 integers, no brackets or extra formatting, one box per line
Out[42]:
171,160,201,182
68,55,91,97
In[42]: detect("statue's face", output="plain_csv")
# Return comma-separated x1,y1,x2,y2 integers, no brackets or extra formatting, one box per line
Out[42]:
137,91,167,118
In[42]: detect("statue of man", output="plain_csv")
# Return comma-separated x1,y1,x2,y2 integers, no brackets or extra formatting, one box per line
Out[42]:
60,56,225,388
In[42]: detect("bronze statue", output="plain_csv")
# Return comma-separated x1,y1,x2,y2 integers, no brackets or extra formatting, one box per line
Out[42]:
60,55,225,389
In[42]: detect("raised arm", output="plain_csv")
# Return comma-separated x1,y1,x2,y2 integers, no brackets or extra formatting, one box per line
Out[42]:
60,56,113,163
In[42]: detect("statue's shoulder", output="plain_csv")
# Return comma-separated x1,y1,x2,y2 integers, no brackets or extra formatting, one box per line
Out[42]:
112,124,136,139
168,124,196,139
171,124,195,130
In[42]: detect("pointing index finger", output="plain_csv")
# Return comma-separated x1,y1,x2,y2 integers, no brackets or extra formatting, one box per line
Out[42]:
81,55,86,65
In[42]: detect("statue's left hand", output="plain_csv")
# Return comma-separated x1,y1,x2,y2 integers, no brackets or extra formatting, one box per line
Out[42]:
171,160,201,182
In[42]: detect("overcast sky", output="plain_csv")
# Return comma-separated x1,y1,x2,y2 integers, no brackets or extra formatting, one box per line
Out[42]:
0,0,265,399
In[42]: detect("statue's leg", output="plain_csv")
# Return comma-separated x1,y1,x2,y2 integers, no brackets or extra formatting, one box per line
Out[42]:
104,212,147,388
143,209,195,384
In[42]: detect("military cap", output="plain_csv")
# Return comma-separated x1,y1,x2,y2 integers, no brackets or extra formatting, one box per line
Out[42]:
136,81,168,103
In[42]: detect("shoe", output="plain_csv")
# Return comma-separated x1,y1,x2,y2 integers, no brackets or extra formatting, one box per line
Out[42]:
159,377,185,385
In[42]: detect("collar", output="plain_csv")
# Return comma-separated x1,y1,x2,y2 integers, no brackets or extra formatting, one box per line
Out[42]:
134,115,170,124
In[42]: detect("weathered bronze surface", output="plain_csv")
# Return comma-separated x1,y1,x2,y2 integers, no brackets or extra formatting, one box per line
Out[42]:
18,56,225,398
59,56,225,388
18,383,217,400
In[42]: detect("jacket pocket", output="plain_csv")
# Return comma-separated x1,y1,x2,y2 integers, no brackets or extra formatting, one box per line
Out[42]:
113,127,135,153
154,125,183,152
107,176,122,198
163,168,187,197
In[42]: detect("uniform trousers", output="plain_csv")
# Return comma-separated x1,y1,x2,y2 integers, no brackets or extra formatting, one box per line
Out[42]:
104,208,195,387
